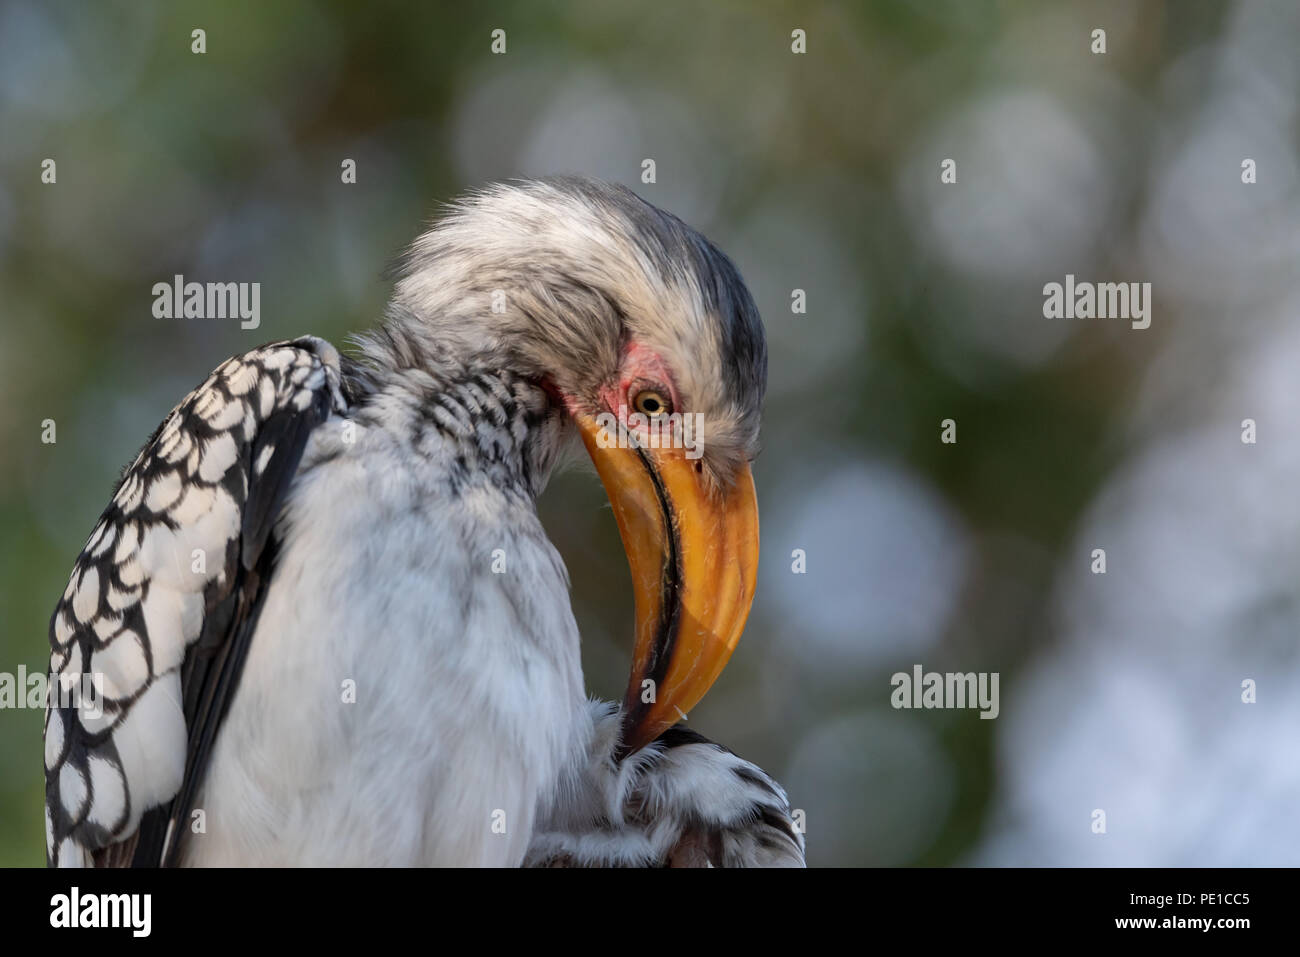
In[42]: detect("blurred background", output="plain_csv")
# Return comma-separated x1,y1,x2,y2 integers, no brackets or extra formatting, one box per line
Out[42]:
2,0,1298,867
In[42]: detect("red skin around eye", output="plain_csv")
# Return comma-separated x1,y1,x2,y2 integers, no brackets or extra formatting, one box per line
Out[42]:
548,341,681,427
597,342,681,427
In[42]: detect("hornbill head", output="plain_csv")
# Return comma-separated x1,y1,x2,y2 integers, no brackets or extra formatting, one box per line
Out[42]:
385,176,766,755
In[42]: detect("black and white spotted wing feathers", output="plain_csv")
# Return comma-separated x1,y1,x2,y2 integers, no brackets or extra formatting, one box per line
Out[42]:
44,336,347,867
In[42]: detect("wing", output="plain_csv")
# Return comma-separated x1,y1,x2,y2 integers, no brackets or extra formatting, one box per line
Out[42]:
44,336,348,867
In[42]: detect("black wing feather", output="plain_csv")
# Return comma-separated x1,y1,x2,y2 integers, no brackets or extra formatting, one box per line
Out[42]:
46,337,346,868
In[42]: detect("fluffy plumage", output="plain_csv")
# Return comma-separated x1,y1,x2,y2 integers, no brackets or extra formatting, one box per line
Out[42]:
43,177,799,868
529,701,804,867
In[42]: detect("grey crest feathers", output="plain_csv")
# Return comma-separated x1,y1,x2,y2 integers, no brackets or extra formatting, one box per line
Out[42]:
355,176,768,488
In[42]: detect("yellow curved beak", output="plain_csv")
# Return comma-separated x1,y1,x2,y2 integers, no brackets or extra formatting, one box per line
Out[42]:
574,412,760,756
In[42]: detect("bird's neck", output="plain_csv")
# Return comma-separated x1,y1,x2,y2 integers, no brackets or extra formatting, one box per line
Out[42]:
345,315,567,500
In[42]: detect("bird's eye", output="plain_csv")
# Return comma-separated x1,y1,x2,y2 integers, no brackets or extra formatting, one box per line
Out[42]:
632,388,671,418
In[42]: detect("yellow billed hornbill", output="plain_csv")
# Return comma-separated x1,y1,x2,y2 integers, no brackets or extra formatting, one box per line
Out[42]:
43,177,803,867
